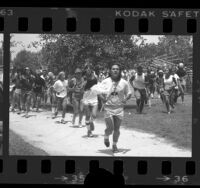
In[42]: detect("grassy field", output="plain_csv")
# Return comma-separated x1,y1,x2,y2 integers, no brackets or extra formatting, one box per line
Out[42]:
122,94,192,150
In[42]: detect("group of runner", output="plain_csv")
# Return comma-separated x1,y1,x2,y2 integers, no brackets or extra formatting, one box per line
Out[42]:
9,62,188,153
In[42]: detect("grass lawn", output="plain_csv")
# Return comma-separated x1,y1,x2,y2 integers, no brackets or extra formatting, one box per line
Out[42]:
122,94,192,150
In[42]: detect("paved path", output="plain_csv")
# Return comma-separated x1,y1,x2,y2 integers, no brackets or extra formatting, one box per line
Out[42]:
9,111,191,157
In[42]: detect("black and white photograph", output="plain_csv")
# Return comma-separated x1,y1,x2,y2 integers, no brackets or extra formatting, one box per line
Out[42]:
9,34,192,157
0,34,3,155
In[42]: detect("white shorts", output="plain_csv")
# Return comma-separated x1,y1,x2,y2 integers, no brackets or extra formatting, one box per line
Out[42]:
104,107,124,120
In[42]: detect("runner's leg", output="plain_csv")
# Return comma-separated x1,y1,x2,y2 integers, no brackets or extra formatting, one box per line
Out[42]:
104,116,114,147
89,104,98,132
72,98,79,125
112,115,122,152
78,100,84,126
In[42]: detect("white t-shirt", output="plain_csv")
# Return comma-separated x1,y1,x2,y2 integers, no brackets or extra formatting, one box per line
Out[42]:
53,79,68,98
82,86,98,105
164,75,175,90
132,73,146,89
173,73,180,82
100,77,132,108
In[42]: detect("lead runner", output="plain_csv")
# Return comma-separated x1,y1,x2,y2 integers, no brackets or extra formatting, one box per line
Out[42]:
98,63,132,153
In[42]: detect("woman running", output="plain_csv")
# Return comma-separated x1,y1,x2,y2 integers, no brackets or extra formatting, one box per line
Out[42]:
47,72,57,116
156,70,165,103
52,71,69,123
161,68,178,114
20,67,34,118
11,70,23,114
32,70,46,112
176,63,187,103
129,66,148,114
99,63,132,153
69,68,85,127
82,65,98,137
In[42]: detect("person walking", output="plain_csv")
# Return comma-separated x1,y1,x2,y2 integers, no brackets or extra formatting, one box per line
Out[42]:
99,63,132,153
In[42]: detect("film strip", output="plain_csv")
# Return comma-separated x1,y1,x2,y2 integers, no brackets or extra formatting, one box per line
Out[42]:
0,7,199,186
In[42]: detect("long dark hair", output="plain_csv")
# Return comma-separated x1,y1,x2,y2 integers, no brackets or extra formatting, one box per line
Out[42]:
109,63,122,82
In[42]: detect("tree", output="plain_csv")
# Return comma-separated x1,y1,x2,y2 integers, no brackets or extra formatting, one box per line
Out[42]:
12,50,41,71
35,34,145,75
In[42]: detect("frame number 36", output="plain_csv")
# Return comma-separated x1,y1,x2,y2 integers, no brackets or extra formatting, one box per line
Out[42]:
174,176,189,183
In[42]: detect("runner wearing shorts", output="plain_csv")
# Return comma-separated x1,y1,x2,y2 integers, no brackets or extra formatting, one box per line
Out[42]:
129,66,148,114
32,70,46,112
99,63,132,153
176,63,187,103
52,71,69,123
82,66,98,137
20,67,34,118
69,68,85,127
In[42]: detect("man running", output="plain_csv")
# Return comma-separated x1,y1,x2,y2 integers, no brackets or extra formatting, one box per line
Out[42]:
146,70,157,107
82,65,98,137
99,63,132,153
129,66,148,114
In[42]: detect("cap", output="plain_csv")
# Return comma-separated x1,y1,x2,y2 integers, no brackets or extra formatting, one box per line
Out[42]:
158,70,163,73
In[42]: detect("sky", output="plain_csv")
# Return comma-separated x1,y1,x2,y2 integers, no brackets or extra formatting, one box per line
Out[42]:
10,34,161,60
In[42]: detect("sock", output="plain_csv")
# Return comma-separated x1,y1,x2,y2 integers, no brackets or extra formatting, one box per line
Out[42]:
113,142,117,146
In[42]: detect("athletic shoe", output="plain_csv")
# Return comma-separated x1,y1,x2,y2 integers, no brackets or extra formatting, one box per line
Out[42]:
104,138,110,147
52,112,58,119
25,113,29,118
78,123,83,128
60,119,65,124
87,130,92,137
89,132,94,137
112,145,119,153
17,111,21,115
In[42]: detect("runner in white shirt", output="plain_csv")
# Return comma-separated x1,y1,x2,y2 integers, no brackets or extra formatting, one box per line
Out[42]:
129,66,148,114
162,68,177,114
99,64,132,153
52,71,69,123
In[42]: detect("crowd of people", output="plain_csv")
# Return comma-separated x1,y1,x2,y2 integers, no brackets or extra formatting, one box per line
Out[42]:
9,62,189,153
